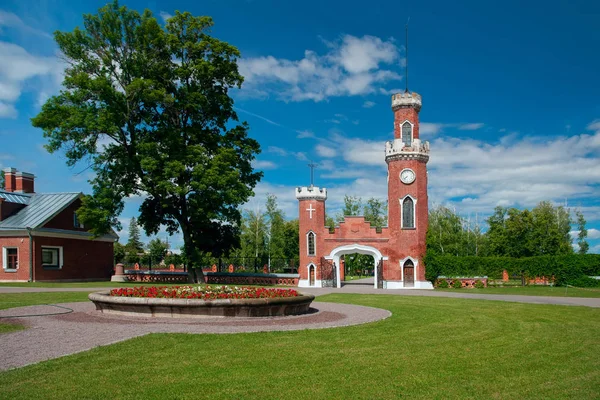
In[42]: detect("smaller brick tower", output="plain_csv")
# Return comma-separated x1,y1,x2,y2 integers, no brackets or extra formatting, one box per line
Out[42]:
296,186,327,286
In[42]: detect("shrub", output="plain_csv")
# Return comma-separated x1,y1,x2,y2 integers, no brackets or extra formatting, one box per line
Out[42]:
437,279,449,288
452,279,462,289
425,253,600,286
474,280,485,289
568,276,600,288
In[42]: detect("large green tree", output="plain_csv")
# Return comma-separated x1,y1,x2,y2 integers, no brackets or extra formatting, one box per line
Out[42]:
427,205,487,257
31,2,261,278
125,217,144,263
147,237,169,264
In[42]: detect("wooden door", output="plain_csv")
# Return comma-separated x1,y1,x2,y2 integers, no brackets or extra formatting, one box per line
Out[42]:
309,266,315,286
403,260,414,287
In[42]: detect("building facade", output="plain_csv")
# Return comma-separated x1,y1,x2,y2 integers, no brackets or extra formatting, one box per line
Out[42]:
0,168,117,282
296,92,432,289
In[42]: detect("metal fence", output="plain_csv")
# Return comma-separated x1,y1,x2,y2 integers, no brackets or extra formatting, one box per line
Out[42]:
121,257,298,274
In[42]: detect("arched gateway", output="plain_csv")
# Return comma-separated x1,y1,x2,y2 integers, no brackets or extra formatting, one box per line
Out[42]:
296,92,433,289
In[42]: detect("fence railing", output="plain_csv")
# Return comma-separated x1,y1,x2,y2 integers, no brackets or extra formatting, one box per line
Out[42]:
121,257,298,274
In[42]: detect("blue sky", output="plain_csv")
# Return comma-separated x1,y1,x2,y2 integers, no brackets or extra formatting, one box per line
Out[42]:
1,0,599,252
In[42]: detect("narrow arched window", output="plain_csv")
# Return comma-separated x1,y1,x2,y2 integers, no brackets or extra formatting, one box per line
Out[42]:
402,197,415,228
307,232,316,256
402,122,412,147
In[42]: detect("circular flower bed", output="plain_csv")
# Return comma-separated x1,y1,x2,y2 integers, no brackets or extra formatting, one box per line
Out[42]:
90,286,314,318
109,286,300,300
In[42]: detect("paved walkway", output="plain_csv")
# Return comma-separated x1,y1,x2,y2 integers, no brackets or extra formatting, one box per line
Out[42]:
1,284,599,307
0,301,390,371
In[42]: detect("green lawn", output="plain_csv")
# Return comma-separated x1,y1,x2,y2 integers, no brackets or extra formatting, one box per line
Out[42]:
437,285,600,298
0,322,25,334
0,293,598,399
0,292,92,310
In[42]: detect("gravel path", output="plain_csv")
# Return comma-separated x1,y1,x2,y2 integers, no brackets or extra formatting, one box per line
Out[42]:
0,301,390,371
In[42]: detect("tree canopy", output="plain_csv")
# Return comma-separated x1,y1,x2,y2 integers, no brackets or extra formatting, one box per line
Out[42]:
31,2,262,274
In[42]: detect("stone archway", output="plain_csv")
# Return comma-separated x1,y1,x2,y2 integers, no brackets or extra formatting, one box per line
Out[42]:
325,244,387,289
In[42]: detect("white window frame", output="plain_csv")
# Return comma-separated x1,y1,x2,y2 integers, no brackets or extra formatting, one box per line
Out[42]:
401,120,414,147
41,246,63,269
400,195,417,229
2,247,19,271
306,231,316,256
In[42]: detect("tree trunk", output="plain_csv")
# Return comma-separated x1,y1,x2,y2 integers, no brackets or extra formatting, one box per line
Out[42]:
181,226,204,284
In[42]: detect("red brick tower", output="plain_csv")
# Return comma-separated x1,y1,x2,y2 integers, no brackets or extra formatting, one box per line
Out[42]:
385,92,430,287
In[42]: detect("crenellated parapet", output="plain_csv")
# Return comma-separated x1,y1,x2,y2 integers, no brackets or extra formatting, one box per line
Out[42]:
296,186,327,201
391,92,422,112
385,138,430,163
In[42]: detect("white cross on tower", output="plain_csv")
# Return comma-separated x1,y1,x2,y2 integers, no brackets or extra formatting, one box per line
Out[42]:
307,204,316,219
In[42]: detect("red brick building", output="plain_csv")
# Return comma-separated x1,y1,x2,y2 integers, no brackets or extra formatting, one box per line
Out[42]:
297,92,432,289
0,168,117,282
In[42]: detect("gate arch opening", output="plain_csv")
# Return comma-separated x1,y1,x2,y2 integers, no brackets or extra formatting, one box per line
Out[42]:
325,244,387,289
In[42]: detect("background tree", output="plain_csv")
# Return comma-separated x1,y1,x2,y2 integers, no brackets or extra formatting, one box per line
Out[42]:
336,195,363,222
363,198,388,229
237,208,267,261
576,210,589,254
31,2,262,281
265,194,286,269
147,238,169,265
0,170,4,188
282,219,300,264
427,205,486,257
113,242,126,264
125,217,144,264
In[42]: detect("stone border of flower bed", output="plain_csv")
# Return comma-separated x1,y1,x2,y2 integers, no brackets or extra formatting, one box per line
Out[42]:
88,290,315,318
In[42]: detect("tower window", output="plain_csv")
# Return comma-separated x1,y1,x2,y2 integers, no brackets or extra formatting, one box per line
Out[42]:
307,232,316,256
402,197,415,228
402,122,412,147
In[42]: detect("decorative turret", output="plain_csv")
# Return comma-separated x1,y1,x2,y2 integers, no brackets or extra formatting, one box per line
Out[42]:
295,186,327,201
391,92,422,112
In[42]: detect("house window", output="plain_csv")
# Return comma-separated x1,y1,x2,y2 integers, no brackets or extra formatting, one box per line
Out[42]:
402,122,412,147
42,247,62,269
307,232,316,256
402,197,415,228
73,213,84,229
2,248,18,271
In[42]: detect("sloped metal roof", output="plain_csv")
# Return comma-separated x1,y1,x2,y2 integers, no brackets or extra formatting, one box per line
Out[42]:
0,192,81,229
0,190,31,205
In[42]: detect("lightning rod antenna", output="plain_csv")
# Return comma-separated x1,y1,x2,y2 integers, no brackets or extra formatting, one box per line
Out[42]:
405,17,410,93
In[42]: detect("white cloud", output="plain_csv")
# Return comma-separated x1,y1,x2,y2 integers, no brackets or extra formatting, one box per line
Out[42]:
0,102,17,118
363,100,376,108
238,35,403,102
267,146,307,161
159,11,173,23
0,10,52,39
458,123,485,130
420,122,485,136
252,160,277,170
315,144,336,158
0,41,62,118
296,130,315,139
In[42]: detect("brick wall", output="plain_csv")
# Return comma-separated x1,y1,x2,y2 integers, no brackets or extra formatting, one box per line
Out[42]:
0,236,31,281
33,236,114,281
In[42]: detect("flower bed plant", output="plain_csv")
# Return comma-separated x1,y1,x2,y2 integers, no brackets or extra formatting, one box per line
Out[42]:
109,286,300,300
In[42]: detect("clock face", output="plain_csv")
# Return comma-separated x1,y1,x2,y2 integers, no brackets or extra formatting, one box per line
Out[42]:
400,168,416,184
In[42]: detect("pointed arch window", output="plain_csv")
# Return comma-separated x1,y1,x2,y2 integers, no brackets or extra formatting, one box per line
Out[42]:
402,197,415,228
307,232,316,256
402,121,413,147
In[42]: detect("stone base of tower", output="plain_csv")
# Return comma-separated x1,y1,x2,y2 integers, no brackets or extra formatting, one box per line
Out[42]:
297,279,323,288
383,281,434,290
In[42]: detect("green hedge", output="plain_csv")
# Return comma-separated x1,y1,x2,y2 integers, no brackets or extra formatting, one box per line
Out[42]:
425,254,600,286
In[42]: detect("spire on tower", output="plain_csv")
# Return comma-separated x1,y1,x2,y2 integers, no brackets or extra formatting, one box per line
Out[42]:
307,162,317,188
405,17,410,93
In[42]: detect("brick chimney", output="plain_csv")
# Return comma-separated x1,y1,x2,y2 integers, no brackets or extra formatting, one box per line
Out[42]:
15,171,35,193
3,168,16,192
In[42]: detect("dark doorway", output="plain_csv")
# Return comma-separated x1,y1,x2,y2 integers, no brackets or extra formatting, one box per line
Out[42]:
403,260,415,287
